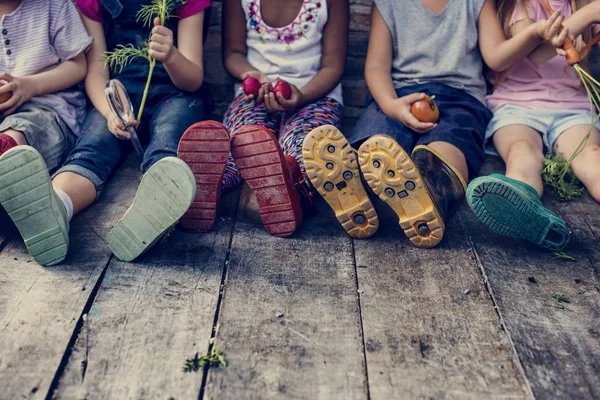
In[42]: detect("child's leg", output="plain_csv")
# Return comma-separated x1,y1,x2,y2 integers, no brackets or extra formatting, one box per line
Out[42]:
108,93,204,261
553,124,600,202
280,98,343,175
467,125,570,251
221,94,279,190
492,126,545,196
53,108,124,217
427,141,469,182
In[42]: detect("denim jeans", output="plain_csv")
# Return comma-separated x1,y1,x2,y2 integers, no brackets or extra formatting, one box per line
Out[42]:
55,83,206,196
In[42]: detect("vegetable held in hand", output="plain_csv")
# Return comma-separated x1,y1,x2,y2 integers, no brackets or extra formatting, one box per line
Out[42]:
410,95,440,123
273,80,292,100
242,76,261,97
0,82,12,104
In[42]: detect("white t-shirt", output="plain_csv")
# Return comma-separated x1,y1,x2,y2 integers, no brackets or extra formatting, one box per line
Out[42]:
234,0,343,104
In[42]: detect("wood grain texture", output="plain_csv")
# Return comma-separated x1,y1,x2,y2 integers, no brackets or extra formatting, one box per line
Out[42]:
203,186,368,400
459,158,600,399
355,198,528,400
52,190,241,400
0,160,140,399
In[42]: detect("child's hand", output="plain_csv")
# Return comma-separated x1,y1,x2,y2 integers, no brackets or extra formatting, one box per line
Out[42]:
0,73,36,116
264,83,303,112
242,71,271,104
106,113,137,141
390,93,437,134
534,10,570,54
149,17,176,64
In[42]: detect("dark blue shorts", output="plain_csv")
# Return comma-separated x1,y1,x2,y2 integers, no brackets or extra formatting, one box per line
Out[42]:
348,83,493,179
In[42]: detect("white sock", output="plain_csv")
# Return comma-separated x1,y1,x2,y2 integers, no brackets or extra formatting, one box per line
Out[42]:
55,189,74,221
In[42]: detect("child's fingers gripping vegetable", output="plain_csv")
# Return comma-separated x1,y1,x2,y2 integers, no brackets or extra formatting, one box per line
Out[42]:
267,83,303,112
393,93,437,134
242,71,271,104
0,73,36,116
149,17,175,64
535,11,566,42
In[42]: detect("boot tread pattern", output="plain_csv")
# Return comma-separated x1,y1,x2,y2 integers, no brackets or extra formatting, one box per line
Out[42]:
302,125,378,239
358,136,444,248
0,146,69,266
231,127,302,238
108,158,196,262
177,122,230,233
468,178,570,251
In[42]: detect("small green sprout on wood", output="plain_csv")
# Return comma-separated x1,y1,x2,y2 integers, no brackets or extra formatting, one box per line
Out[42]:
105,0,185,122
183,347,227,373
553,251,577,262
552,293,571,310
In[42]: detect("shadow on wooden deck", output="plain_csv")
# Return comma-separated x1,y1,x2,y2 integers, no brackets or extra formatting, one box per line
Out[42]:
0,155,599,400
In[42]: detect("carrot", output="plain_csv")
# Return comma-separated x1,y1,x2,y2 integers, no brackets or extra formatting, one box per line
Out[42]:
544,0,581,65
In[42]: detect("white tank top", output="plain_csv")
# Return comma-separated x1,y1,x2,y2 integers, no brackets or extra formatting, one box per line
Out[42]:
233,0,343,104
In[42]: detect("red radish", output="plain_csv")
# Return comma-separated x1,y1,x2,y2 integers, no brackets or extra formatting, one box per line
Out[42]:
273,80,292,100
243,76,261,97
410,95,440,124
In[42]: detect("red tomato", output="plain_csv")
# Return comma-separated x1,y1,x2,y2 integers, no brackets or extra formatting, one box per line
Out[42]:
273,80,292,100
410,95,440,123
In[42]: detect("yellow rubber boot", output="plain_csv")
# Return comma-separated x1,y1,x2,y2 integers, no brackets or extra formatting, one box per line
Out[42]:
302,125,379,239
358,135,444,248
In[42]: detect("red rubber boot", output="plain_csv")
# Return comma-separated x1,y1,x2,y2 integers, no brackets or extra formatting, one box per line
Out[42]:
231,126,303,237
177,121,230,232
0,134,18,157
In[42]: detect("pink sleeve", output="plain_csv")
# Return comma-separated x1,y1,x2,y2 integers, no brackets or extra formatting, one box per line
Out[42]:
75,0,103,22
177,0,211,18
510,0,545,25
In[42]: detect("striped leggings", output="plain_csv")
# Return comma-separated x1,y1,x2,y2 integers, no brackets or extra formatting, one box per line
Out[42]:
221,94,343,190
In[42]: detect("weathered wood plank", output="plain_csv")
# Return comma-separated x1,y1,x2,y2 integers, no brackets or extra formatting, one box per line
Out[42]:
354,198,528,399
459,157,600,399
203,186,368,399
52,189,240,400
0,159,140,399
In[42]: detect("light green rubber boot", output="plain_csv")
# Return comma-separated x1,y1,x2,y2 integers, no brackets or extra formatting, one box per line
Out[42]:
466,173,571,251
0,146,69,266
108,157,196,262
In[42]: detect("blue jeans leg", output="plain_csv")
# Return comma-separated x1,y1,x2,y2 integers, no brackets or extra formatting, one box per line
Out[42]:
54,108,124,196
142,93,205,173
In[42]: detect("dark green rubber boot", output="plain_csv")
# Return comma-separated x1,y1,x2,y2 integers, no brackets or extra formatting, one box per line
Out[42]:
466,174,571,251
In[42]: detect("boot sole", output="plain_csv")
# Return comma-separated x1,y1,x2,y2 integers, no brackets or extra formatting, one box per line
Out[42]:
177,121,230,232
231,126,302,238
358,135,444,248
108,157,196,262
467,177,571,251
0,146,69,266
302,125,378,239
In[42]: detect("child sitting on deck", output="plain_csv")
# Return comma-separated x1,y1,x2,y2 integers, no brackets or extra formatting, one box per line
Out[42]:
467,0,600,251
0,0,212,266
176,0,348,238
302,0,567,247
0,0,91,261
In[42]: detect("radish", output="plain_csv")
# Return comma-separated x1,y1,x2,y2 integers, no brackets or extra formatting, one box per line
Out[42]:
242,76,261,97
273,80,292,100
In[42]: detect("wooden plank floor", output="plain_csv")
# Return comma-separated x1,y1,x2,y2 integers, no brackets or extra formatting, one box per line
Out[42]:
1,156,599,400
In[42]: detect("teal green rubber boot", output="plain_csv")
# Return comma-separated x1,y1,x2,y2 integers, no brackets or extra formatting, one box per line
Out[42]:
108,157,196,262
0,146,69,266
466,174,570,251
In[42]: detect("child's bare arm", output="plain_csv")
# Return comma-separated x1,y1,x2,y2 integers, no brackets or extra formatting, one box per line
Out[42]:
155,14,205,92
364,5,434,134
291,0,348,105
0,53,86,115
478,0,561,71
526,1,600,65
80,13,131,139
223,0,257,80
